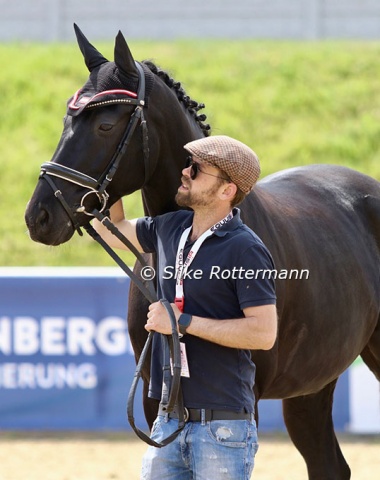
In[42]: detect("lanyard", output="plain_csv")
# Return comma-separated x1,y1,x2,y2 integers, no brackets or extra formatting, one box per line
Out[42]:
174,211,233,312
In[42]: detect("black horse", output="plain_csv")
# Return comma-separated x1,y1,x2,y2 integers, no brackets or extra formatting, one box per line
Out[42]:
25,27,380,479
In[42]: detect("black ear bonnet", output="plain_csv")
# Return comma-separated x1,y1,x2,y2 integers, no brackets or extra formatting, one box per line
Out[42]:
67,25,155,116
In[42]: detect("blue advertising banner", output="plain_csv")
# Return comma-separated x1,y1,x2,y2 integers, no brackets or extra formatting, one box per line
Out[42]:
0,267,146,430
0,268,349,431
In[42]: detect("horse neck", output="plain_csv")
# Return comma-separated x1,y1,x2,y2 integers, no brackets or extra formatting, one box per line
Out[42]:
240,187,274,234
141,96,205,217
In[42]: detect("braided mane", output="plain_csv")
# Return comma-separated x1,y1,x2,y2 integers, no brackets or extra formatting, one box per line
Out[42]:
143,60,211,137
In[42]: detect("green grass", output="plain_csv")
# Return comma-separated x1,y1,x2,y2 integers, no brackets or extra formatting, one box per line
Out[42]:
1,40,380,266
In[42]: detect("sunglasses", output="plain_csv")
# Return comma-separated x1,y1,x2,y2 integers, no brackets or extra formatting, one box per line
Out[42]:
185,156,230,181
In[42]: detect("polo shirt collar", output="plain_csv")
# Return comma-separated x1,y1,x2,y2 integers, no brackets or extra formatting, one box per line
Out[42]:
213,207,242,237
179,208,242,237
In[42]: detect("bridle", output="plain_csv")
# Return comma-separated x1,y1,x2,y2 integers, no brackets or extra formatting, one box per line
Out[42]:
39,61,186,447
40,61,149,236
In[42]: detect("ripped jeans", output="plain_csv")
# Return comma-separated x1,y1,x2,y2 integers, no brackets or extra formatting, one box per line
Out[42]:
141,415,259,480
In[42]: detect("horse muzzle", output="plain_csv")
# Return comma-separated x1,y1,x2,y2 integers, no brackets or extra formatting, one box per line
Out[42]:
25,195,76,246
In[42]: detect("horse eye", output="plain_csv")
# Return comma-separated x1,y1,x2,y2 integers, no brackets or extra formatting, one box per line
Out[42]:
99,123,114,132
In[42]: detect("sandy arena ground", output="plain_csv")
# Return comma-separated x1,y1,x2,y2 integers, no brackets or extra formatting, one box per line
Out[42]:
0,431,378,480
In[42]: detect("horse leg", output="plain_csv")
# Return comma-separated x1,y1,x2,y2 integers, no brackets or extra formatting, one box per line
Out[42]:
282,380,350,480
360,316,380,381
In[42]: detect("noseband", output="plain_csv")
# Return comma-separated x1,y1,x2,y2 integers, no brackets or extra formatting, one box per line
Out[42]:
40,61,149,236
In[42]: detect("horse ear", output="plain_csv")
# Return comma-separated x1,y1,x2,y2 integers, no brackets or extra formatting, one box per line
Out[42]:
114,31,139,80
74,23,108,72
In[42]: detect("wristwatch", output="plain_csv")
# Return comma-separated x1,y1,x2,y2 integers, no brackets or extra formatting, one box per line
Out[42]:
178,313,193,336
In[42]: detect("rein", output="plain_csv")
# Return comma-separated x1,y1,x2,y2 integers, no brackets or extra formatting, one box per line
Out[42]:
85,212,185,447
39,61,186,447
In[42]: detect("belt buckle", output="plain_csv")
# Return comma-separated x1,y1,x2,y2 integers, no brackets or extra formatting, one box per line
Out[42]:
184,407,189,422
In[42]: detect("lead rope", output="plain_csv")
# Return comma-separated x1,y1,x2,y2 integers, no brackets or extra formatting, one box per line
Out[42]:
85,209,186,447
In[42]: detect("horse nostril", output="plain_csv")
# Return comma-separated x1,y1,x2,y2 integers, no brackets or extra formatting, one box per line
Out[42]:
36,206,50,229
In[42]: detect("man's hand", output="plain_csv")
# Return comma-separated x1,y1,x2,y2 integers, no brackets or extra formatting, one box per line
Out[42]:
145,301,181,334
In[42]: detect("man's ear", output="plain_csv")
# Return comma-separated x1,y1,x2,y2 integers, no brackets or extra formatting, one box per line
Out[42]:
219,182,238,202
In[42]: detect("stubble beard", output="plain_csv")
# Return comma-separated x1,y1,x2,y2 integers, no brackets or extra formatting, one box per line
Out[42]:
175,175,225,209
175,186,219,209
175,189,192,208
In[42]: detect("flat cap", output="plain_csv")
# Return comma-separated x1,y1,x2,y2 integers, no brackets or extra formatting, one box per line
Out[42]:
184,135,260,194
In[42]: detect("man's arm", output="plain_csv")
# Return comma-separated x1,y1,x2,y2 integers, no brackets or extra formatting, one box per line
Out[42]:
93,199,144,252
146,302,278,350
186,304,277,350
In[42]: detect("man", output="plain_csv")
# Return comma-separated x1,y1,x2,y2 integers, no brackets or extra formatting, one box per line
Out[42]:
94,135,277,479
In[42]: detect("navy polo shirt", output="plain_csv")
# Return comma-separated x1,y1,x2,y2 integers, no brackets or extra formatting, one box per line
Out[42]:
136,208,276,413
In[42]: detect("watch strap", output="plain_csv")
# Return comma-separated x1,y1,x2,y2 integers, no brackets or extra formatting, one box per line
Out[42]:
178,313,192,336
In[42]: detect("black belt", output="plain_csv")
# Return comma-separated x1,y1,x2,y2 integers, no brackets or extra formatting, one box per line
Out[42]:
158,406,252,423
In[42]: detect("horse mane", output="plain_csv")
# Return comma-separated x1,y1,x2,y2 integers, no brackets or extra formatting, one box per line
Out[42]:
143,60,211,137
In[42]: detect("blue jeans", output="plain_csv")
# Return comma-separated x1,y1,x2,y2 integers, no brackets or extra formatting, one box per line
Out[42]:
141,415,259,480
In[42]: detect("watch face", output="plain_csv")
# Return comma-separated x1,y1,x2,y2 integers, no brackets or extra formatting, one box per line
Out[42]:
179,314,192,335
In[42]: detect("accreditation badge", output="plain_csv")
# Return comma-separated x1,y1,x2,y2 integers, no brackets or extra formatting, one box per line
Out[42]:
171,342,190,378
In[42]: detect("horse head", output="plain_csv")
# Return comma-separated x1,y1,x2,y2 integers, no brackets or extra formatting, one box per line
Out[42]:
25,25,208,246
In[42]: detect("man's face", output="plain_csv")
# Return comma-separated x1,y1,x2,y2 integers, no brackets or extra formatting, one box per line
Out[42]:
175,157,226,209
